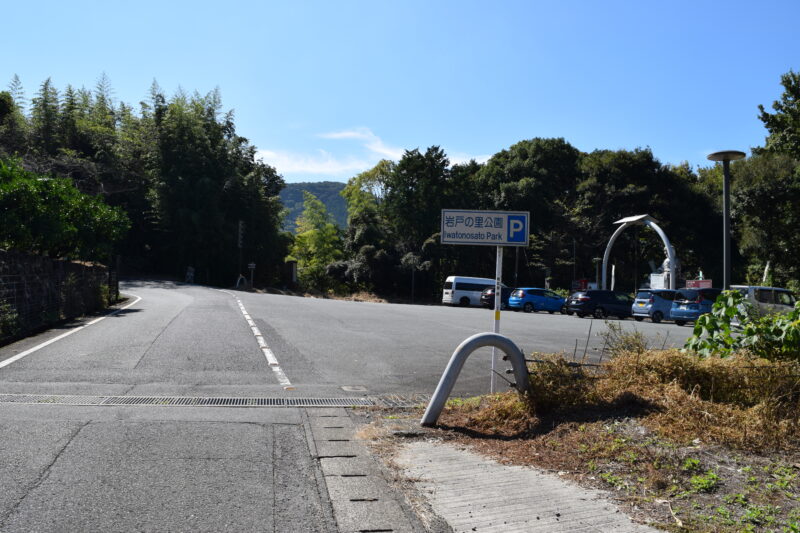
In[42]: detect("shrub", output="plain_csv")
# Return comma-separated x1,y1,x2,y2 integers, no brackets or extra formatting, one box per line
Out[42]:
685,290,800,361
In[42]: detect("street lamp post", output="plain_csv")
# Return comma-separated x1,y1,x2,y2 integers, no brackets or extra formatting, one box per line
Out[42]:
707,150,746,290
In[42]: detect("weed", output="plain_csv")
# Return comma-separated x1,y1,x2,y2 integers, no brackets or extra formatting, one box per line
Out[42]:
682,457,701,472
690,470,720,493
601,321,649,358
600,472,625,489
723,493,748,506
742,504,779,526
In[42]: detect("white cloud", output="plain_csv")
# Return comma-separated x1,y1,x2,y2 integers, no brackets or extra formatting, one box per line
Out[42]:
257,127,489,181
319,127,405,160
256,149,371,177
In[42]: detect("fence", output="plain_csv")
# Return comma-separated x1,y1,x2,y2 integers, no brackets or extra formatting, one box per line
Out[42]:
0,250,117,343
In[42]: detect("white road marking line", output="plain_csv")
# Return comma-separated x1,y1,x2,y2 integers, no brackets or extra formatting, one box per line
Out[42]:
218,290,293,389
0,294,143,370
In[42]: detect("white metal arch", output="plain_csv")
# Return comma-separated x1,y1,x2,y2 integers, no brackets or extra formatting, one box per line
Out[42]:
601,215,676,290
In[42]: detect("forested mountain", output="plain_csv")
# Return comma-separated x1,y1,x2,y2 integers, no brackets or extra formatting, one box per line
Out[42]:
280,181,346,232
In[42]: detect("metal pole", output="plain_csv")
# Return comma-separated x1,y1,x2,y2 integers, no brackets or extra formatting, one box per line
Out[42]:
722,159,731,290
708,150,745,289
491,246,503,393
572,238,576,283
514,247,519,287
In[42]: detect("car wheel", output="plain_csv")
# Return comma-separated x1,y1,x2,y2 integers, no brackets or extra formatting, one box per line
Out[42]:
459,297,470,307
634,317,644,322
593,307,606,319
652,311,663,323
523,302,533,313
566,310,574,316
675,320,686,326
560,305,567,315
548,310,554,314
577,313,586,318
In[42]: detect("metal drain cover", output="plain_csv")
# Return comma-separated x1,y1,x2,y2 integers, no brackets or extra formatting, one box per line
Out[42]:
0,393,428,408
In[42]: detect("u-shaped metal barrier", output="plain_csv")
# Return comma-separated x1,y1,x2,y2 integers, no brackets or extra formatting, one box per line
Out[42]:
421,332,532,427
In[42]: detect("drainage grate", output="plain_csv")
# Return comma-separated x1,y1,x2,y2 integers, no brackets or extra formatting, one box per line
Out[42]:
377,394,430,408
0,393,428,408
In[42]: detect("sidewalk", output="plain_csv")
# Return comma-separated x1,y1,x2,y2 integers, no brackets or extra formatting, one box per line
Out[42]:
393,440,658,533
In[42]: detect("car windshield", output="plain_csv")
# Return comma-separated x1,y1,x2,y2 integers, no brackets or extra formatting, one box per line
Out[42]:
511,289,524,297
635,291,651,300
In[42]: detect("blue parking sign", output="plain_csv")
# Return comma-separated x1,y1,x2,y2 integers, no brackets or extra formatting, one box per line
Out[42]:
507,215,527,243
441,209,529,246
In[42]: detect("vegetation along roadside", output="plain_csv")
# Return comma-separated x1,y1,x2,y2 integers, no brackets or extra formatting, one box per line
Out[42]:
359,293,800,532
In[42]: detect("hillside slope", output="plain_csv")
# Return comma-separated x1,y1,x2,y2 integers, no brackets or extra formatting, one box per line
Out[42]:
280,181,347,232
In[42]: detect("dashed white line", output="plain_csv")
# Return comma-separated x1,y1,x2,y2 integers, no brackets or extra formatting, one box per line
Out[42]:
0,294,143,370
219,290,294,390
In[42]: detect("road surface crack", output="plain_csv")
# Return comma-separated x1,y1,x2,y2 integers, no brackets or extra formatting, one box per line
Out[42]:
132,306,188,369
0,421,90,528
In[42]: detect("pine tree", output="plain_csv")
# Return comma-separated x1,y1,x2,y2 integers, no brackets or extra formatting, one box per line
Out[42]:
30,78,60,155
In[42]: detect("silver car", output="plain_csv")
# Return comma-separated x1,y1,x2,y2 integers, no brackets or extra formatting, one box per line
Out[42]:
631,289,677,323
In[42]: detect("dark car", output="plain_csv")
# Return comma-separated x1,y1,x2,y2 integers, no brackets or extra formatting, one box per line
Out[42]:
566,290,634,319
480,286,514,309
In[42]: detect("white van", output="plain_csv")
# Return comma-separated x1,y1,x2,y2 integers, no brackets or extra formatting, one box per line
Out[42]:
442,276,502,306
731,285,796,316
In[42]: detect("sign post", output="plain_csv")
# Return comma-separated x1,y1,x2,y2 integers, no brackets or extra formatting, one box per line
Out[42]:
441,209,529,393
248,262,256,289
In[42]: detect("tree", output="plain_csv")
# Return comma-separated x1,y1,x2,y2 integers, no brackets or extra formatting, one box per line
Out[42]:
728,153,800,286
382,146,451,252
0,91,27,156
476,138,582,287
0,158,129,260
290,191,342,291
30,78,60,156
758,70,800,157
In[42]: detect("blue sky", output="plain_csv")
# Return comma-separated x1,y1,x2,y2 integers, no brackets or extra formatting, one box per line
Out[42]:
3,0,799,182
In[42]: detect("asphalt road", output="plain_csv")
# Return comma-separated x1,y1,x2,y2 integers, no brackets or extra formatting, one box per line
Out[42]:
0,280,695,531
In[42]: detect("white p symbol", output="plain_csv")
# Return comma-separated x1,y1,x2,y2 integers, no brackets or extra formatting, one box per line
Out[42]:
510,219,524,238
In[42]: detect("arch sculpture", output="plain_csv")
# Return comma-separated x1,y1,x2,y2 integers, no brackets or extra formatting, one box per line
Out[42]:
602,215,677,291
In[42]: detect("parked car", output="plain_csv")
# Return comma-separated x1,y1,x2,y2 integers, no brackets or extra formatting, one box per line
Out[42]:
566,290,634,319
442,276,501,306
670,288,723,326
480,286,514,309
731,285,797,317
508,288,565,313
631,289,677,323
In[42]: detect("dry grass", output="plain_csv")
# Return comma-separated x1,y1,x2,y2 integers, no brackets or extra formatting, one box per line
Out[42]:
428,348,800,531
453,348,800,452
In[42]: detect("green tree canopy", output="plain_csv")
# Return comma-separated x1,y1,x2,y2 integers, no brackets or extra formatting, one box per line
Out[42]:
290,191,343,291
758,70,800,157
0,158,129,260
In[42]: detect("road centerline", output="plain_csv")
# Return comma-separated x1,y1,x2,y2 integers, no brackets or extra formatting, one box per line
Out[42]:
219,290,294,390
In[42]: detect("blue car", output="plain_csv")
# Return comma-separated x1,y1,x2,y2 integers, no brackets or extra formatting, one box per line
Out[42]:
631,289,677,323
508,288,566,313
670,288,722,326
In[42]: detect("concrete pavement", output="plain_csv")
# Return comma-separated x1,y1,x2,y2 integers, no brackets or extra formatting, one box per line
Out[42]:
0,280,672,531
